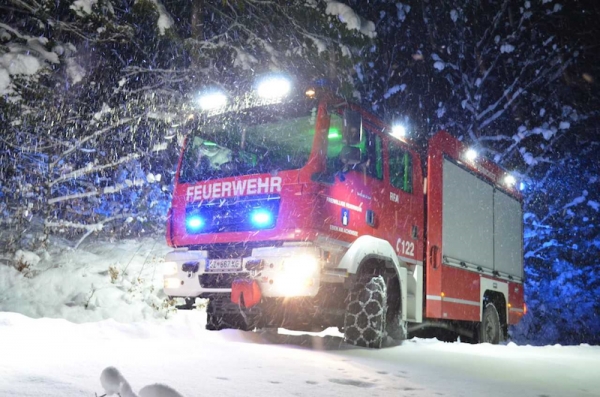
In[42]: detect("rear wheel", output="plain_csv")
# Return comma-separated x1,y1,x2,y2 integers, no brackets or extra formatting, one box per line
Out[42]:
479,303,502,344
343,275,388,348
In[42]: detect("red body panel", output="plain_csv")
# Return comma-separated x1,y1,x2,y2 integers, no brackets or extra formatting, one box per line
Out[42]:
438,265,481,321
508,281,526,324
425,131,524,323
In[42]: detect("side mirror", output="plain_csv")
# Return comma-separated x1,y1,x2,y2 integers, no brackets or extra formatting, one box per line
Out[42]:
339,145,362,165
342,109,362,145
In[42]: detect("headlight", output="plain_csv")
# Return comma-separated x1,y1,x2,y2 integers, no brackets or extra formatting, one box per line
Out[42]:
275,255,320,297
283,255,319,278
164,278,181,289
163,261,178,276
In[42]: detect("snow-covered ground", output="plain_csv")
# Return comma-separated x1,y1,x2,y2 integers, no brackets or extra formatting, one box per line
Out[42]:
0,311,598,397
0,236,599,397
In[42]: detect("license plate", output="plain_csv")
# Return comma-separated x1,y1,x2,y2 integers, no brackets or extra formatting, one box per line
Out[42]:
206,258,242,272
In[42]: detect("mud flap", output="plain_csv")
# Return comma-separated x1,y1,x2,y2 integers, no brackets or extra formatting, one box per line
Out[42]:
231,279,262,308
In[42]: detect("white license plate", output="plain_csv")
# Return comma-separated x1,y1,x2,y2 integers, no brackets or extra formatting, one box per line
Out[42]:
206,258,242,272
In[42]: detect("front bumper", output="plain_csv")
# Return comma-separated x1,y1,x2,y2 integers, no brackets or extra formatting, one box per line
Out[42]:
163,243,323,299
163,249,241,298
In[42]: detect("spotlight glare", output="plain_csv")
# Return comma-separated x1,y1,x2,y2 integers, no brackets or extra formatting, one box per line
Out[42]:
198,91,227,111
257,76,291,99
504,174,517,187
465,148,478,162
391,124,407,138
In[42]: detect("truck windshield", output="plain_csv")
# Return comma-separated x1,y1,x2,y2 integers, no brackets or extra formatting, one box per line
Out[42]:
179,102,317,183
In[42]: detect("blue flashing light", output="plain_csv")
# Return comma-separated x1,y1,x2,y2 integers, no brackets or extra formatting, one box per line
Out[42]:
519,182,527,191
187,216,204,231
250,209,274,228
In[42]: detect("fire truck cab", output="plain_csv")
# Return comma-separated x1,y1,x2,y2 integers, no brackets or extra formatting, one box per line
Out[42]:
164,77,525,348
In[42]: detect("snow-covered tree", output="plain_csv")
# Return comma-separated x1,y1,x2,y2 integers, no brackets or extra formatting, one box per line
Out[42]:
0,0,374,247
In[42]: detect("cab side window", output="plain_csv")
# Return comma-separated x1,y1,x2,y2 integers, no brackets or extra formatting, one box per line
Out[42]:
364,129,383,180
326,114,383,180
389,143,413,193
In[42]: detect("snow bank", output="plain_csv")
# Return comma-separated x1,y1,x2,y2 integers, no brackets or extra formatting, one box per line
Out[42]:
0,237,174,323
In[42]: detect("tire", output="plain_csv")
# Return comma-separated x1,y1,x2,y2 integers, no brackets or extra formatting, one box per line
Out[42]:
343,275,388,348
386,277,407,342
206,297,251,331
479,302,502,344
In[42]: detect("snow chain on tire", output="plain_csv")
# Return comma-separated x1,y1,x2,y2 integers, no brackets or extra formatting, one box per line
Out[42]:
343,275,388,348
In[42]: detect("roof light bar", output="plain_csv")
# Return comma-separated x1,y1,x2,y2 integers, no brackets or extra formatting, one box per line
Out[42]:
197,91,227,111
257,76,291,99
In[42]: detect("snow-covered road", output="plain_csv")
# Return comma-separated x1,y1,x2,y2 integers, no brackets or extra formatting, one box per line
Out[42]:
0,310,597,397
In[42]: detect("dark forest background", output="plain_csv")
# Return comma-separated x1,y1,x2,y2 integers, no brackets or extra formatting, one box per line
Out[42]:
1,0,598,344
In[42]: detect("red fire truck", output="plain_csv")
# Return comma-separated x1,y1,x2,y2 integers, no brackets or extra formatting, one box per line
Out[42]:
163,77,525,348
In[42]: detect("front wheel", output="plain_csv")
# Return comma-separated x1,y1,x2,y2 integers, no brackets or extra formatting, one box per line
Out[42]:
343,275,388,348
479,302,502,344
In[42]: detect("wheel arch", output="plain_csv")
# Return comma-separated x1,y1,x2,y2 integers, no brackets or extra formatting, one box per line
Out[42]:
338,235,408,322
482,289,508,328
479,278,509,323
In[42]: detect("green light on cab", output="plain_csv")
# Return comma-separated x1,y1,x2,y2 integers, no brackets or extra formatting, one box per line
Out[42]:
202,141,217,146
328,128,341,139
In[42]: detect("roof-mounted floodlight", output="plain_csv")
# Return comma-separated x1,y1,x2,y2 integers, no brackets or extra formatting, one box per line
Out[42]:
198,91,227,111
257,76,291,99
391,124,407,138
504,174,517,187
465,148,478,162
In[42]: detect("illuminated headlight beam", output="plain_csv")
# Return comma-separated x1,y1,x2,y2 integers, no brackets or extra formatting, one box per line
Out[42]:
163,261,178,276
276,255,320,297
164,278,181,289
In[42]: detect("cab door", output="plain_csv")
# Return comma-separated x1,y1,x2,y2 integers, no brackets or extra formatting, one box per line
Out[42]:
385,139,424,264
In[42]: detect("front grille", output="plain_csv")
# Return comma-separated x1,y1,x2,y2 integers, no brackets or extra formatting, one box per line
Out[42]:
189,241,284,257
200,272,247,288
186,194,280,234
